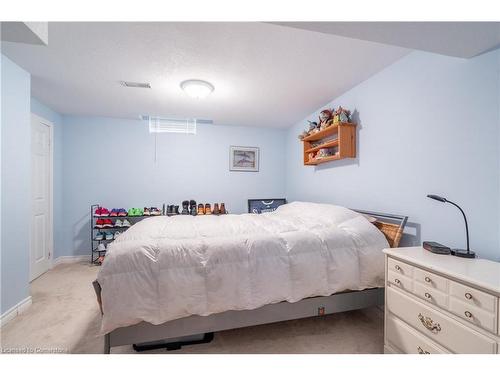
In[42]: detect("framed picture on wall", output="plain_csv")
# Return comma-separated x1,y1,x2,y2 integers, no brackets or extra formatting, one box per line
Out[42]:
229,146,259,172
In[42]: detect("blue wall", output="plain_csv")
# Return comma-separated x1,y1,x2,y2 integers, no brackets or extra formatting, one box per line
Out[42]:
1,55,31,314
285,50,500,261
30,98,65,259
60,116,286,256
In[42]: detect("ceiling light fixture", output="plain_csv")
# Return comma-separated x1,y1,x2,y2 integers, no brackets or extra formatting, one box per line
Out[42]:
180,79,214,99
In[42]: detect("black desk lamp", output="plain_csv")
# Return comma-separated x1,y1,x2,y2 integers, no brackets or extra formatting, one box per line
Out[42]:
427,194,475,258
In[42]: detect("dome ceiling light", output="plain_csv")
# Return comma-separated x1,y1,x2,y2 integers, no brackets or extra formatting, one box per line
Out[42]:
180,79,215,99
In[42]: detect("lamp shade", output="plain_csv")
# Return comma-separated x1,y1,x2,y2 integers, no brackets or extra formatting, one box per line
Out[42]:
427,194,447,203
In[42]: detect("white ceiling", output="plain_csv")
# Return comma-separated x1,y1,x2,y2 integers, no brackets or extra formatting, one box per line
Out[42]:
271,22,500,58
1,22,410,128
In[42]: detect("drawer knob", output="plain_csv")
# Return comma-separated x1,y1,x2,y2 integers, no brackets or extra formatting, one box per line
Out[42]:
417,346,430,354
395,265,401,271
394,278,401,284
464,311,473,319
424,276,431,283
418,313,441,333
424,292,432,299
464,292,473,300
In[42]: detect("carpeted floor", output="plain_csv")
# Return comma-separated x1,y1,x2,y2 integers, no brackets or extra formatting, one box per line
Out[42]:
1,261,384,354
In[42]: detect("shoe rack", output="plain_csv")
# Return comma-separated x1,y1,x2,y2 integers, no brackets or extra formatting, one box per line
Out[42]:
90,204,155,265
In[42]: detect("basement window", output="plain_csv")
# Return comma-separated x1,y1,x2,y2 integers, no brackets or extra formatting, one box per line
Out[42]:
148,116,197,135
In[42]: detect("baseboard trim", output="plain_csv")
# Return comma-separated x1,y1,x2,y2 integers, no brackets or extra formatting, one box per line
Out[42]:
1,296,32,327
53,255,88,267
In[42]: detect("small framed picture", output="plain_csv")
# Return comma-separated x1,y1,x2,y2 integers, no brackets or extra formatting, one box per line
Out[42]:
229,146,259,172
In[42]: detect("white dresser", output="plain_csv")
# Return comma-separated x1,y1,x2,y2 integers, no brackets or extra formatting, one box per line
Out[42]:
384,247,500,354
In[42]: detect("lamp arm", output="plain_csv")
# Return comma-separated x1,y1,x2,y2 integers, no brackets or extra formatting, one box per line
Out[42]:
447,200,470,251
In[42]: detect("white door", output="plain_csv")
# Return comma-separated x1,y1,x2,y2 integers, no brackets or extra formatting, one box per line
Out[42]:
30,114,53,281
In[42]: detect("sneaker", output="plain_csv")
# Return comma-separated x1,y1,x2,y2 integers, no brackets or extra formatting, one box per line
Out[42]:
97,255,105,265
127,208,135,216
122,219,131,227
181,201,189,215
213,203,220,215
97,243,106,252
220,203,227,214
110,208,119,217
94,207,103,217
205,203,212,215
95,219,105,229
115,219,123,228
197,204,205,215
144,207,151,216
114,230,122,238
105,231,114,240
118,208,127,217
137,207,144,216
151,207,161,216
100,208,110,217
103,219,113,228
95,232,104,241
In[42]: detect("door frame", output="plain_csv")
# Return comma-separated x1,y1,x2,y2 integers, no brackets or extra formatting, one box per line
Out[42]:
30,113,54,281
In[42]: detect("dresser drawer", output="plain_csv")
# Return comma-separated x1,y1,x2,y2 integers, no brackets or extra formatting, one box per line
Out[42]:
386,314,447,354
449,297,497,334
414,282,448,309
449,280,497,313
387,286,496,353
388,271,412,292
414,268,448,293
388,257,413,278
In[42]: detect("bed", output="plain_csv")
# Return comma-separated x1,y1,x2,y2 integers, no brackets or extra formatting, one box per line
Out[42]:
93,201,407,353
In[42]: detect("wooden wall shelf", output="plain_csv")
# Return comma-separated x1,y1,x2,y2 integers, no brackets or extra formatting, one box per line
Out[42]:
302,122,356,166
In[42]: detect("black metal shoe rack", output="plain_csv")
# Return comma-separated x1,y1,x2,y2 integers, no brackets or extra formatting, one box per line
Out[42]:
90,204,158,265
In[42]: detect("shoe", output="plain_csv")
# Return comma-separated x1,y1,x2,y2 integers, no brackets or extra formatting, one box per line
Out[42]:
95,219,105,229
103,219,113,228
100,208,110,217
110,209,119,217
150,207,161,216
197,204,205,215
127,208,135,216
118,208,127,217
114,219,123,228
137,208,144,216
95,232,104,241
97,255,105,265
94,207,103,217
122,219,131,227
205,203,212,215
174,205,180,215
220,203,227,214
105,231,114,240
181,201,189,215
166,205,173,216
189,200,197,216
114,230,122,238
97,243,106,252
213,203,220,215
144,207,151,216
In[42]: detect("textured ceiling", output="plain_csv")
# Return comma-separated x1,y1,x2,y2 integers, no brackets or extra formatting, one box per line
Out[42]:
1,22,410,128
271,22,500,58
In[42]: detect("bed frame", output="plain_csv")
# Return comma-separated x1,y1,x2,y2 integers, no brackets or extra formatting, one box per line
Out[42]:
94,210,408,353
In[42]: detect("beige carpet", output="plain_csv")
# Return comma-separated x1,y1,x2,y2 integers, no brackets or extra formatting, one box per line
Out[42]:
1,261,384,354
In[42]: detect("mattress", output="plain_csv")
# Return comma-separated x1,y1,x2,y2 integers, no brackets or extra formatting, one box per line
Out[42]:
97,201,389,333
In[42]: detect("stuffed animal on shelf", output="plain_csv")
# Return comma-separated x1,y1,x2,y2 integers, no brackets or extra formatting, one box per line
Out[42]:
316,148,332,158
333,106,351,124
318,109,333,130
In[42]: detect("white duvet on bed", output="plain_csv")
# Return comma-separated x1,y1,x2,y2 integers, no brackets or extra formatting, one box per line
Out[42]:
97,201,389,333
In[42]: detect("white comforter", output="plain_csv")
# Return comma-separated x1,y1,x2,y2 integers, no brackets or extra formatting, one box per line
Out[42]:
97,202,389,333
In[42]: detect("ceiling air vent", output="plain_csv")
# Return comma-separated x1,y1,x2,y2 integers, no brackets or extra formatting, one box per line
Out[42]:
120,81,151,89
